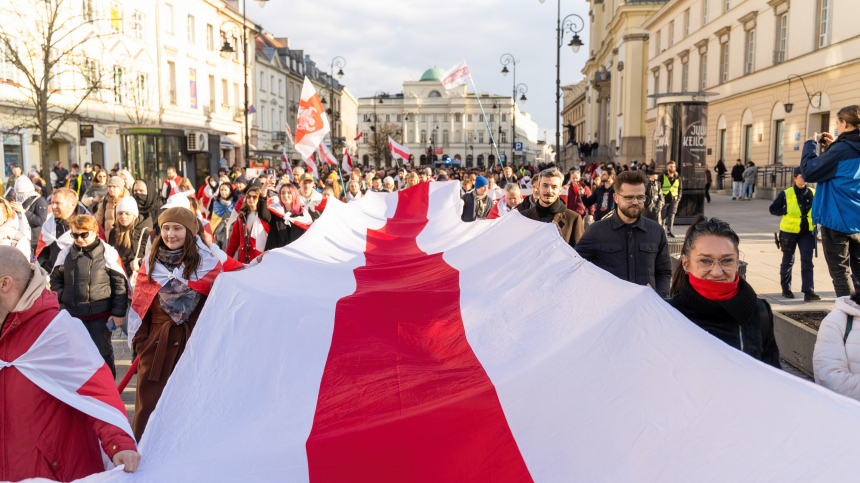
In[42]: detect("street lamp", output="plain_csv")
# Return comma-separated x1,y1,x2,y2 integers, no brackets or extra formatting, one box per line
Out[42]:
328,56,346,155
220,0,268,168
539,0,584,163
784,73,821,114
370,90,386,166
500,53,530,167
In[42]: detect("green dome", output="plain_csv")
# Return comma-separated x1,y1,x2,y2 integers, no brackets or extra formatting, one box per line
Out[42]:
420,67,445,82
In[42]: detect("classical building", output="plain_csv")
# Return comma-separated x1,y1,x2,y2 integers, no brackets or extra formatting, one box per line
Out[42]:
581,0,668,167
356,67,540,168
559,79,588,169
644,0,857,185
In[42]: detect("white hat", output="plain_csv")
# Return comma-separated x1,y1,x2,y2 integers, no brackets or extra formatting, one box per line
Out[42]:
115,195,139,217
163,193,192,211
14,176,35,194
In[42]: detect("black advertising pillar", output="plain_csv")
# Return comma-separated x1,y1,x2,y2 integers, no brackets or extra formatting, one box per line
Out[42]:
652,94,713,225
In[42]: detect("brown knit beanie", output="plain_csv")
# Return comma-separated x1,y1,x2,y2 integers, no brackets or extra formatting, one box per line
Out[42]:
158,207,198,234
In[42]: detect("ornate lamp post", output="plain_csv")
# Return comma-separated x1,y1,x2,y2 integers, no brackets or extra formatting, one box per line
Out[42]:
500,54,529,166
327,56,346,155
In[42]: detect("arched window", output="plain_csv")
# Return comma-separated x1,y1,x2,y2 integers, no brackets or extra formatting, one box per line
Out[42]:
362,154,369,165
442,130,449,144
420,154,427,163
488,155,495,165
428,90,441,98
466,155,473,167
477,154,484,167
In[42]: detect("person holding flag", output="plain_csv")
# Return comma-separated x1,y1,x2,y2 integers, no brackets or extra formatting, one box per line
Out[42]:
0,246,140,480
161,166,183,200
257,182,314,250
294,77,330,179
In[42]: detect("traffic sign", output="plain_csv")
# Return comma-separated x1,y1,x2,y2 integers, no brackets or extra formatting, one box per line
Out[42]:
514,142,523,152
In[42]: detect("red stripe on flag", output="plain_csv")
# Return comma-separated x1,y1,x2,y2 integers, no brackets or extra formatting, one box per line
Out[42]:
76,363,128,418
305,183,532,481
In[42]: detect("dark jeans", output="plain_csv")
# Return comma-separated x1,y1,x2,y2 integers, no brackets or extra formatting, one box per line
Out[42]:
780,232,815,293
662,197,679,233
82,317,116,379
821,226,860,297
705,183,711,202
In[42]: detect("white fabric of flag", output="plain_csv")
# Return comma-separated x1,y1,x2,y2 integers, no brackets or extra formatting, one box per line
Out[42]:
440,60,471,90
71,182,860,483
388,136,410,161
293,77,330,160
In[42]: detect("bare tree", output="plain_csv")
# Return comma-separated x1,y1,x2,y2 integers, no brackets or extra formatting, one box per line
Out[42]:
369,121,403,167
0,0,114,176
112,44,163,125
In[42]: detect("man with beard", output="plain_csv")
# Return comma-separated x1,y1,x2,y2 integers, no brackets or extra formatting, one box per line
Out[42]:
575,170,672,297
521,168,584,248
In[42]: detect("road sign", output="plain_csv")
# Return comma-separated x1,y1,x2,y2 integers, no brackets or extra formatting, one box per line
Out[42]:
514,142,523,152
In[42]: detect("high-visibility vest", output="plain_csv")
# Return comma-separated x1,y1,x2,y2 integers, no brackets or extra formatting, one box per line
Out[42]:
780,187,815,234
74,173,83,195
661,174,680,197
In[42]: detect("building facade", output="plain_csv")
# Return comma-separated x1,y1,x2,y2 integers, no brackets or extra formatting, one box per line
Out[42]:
356,67,540,168
581,0,668,167
560,79,588,169
644,0,858,183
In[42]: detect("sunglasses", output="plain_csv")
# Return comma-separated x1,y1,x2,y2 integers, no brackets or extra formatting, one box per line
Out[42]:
70,231,91,240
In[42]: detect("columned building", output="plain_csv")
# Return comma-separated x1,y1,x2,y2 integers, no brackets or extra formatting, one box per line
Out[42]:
560,79,588,170
644,0,857,185
356,67,540,168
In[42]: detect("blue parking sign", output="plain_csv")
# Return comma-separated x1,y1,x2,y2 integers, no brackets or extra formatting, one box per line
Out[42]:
514,142,523,152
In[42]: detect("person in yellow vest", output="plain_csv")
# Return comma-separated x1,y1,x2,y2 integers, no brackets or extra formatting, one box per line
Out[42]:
661,161,682,238
770,167,820,302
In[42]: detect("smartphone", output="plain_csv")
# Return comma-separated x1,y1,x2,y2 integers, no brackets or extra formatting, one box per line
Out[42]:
106,318,116,331
815,133,823,143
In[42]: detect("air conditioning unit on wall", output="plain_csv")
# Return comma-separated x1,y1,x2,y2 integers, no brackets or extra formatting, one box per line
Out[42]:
187,131,209,152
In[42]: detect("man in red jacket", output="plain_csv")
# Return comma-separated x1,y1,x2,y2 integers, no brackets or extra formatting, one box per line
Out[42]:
0,246,140,481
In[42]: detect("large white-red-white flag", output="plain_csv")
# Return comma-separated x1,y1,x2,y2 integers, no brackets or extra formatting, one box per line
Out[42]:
78,181,860,483
440,60,471,90
294,77,330,160
388,136,410,161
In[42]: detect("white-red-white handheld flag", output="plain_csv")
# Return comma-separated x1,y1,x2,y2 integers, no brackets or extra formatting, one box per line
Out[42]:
440,60,471,90
282,146,294,181
294,77,330,160
319,143,338,166
342,148,353,173
305,156,318,179
389,136,411,161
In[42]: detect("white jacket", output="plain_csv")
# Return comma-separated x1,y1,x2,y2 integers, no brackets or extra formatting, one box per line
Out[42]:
813,296,860,401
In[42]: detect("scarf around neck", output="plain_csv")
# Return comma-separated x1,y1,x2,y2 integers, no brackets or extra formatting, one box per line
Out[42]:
536,197,567,217
155,246,202,324
688,273,740,301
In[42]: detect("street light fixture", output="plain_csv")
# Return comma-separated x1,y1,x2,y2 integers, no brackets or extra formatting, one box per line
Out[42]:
539,0,584,163
784,73,821,114
372,90,386,166
500,53,528,166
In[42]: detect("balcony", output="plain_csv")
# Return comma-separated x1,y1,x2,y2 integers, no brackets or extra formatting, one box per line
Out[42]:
273,131,287,141
773,50,786,65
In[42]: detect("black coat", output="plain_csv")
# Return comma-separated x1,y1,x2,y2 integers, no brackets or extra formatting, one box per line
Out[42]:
731,164,746,182
582,185,616,221
37,218,69,273
461,191,492,222
49,239,128,318
666,274,780,368
21,195,48,253
108,216,153,276
515,194,537,213
257,192,318,250
575,212,672,297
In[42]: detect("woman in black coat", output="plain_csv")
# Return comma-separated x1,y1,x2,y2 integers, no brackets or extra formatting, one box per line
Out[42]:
257,183,315,250
666,215,780,367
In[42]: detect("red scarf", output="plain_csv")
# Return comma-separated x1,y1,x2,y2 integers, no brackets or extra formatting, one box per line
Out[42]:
688,273,740,301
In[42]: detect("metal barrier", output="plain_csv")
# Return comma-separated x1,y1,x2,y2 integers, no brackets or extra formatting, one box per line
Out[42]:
716,165,795,191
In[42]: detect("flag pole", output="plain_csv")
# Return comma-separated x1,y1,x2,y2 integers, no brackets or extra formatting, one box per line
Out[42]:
334,144,347,197
468,76,504,168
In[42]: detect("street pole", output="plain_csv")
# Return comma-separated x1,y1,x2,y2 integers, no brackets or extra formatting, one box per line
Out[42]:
373,90,386,167
544,0,583,165
330,56,345,191
242,0,249,168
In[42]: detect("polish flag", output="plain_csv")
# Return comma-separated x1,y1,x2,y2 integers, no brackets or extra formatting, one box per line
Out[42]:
101,180,860,482
282,146,294,182
388,136,410,161
35,203,105,257
294,77,330,160
318,143,338,166
126,237,244,348
342,149,353,173
0,308,134,442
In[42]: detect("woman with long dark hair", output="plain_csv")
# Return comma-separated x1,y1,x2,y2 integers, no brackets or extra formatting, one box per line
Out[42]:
129,207,242,440
257,183,313,250
667,215,780,367
209,182,237,250
107,196,151,278
226,186,263,263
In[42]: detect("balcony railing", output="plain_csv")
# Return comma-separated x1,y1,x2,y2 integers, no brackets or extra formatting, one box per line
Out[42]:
273,131,287,141
773,50,786,64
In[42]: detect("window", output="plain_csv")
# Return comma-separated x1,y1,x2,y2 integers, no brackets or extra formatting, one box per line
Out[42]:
86,58,101,99
135,73,148,107
110,2,122,33
206,24,214,51
723,0,730,13
385,114,390,122
500,131,507,143
113,66,124,103
222,79,228,105
259,72,265,90
681,61,689,92
478,114,484,122
189,68,197,109
132,11,145,41
430,131,437,144
167,61,176,104
442,130,449,144
271,108,276,132
668,21,675,47
653,70,660,96
279,110,283,129
187,15,195,44
278,79,283,96
83,0,97,22
421,114,426,122
700,52,708,89
420,130,427,143
443,113,448,122
489,114,494,122
816,0,832,49
428,90,441,98
396,114,402,122
0,38,18,83
743,124,753,163
165,4,174,34
260,102,266,129
270,76,274,93
702,0,710,25
502,113,507,122
478,132,484,143
684,10,691,38
208,75,215,112
744,29,755,74
432,114,437,122
455,113,461,122
655,31,661,55
774,13,788,64
773,120,785,164
719,42,729,83
467,114,472,122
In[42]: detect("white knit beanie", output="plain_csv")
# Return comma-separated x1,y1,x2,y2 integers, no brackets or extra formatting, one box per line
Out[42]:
163,193,192,211
115,195,139,217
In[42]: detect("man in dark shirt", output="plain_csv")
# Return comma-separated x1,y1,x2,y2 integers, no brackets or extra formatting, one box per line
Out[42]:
582,168,616,221
769,168,820,301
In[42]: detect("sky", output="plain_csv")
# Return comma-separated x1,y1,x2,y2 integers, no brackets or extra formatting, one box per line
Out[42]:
245,0,592,145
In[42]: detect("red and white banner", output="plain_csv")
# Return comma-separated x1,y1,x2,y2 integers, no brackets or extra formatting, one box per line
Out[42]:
79,182,860,482
318,143,338,166
305,156,318,180
282,146,294,182
0,310,133,441
284,122,296,145
440,60,471,90
294,77,330,160
388,136,410,161
162,175,182,199
341,149,353,174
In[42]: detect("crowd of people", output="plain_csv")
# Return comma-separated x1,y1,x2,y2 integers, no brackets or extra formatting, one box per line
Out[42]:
3,104,860,483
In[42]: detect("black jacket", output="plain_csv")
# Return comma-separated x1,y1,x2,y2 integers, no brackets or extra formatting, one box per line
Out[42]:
515,194,537,213
575,212,672,297
257,192,318,250
666,274,780,368
715,161,727,176
69,171,94,195
21,195,48,252
37,218,69,273
730,164,745,182
582,185,616,221
49,239,128,318
108,216,153,275
461,191,492,222
769,185,814,237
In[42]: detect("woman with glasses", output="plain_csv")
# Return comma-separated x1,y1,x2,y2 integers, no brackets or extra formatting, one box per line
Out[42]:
81,170,109,210
226,186,264,263
667,215,780,367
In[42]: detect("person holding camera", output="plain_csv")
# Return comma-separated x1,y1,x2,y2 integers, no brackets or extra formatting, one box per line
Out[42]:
49,214,128,378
